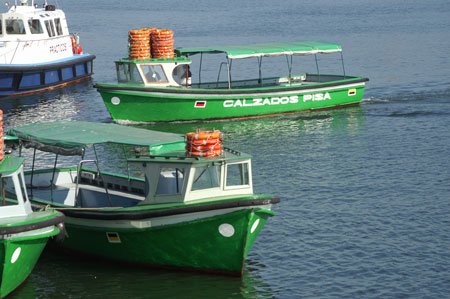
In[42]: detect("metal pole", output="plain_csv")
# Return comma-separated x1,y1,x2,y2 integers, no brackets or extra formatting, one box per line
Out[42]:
257,57,262,85
93,145,113,207
285,55,293,84
227,58,232,89
50,153,59,203
199,53,203,85
340,52,346,78
314,54,320,81
30,148,36,198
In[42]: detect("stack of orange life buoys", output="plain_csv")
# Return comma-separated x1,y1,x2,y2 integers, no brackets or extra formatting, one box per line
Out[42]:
0,110,4,162
151,29,174,59
128,28,152,60
185,130,223,157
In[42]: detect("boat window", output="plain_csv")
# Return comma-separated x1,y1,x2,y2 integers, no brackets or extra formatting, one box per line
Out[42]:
44,20,56,37
226,162,250,187
141,65,168,83
172,64,191,85
0,176,18,206
191,165,220,191
0,21,2,35
54,18,63,35
156,168,185,195
5,19,26,34
28,19,44,34
117,63,144,84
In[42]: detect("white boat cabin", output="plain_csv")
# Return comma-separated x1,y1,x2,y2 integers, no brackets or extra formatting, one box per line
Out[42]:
116,57,192,87
129,152,253,204
0,157,33,217
0,0,74,64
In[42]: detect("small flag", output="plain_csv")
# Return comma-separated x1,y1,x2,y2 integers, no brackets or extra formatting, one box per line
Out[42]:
194,101,206,108
106,232,121,243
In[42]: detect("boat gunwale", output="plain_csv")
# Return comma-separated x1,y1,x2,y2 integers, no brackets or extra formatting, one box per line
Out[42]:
0,213,64,235
50,196,280,220
95,76,368,95
0,54,96,72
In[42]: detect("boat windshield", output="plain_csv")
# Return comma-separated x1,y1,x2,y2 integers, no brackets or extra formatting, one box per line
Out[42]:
191,165,220,191
141,65,168,83
117,63,144,84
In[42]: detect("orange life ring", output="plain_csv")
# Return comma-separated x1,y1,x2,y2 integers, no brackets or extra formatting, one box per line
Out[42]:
187,138,220,146
185,143,221,152
185,130,221,141
186,149,222,157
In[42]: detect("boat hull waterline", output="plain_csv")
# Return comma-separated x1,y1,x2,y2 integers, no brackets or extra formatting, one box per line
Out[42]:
97,78,367,123
0,54,95,97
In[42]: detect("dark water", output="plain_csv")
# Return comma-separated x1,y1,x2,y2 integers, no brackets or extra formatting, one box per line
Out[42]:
3,0,450,297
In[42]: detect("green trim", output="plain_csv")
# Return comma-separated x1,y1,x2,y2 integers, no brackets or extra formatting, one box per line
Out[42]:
117,57,191,64
0,156,25,174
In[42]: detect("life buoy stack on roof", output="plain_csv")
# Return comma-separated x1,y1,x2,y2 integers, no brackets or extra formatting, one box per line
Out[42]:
151,29,174,59
128,28,152,60
0,110,4,162
128,27,175,60
185,129,223,157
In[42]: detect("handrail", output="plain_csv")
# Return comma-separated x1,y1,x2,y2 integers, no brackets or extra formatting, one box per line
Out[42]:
75,160,113,207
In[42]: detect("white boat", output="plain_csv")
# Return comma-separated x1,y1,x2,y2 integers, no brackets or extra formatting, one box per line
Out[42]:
0,0,95,97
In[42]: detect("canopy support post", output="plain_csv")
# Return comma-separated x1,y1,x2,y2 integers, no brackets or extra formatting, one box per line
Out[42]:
122,144,132,188
30,147,36,198
227,57,232,89
50,153,58,203
285,55,293,85
93,144,113,207
199,53,203,85
314,54,320,82
257,57,263,85
340,52,346,78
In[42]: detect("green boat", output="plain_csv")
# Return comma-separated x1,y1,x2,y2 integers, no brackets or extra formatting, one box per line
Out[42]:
95,41,368,123
0,155,64,298
7,121,279,276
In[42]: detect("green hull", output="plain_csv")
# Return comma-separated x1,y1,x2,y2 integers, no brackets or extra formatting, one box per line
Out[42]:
0,212,62,298
97,77,367,123
60,208,273,275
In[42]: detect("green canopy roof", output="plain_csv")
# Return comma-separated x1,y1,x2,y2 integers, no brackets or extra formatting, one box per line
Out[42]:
176,41,342,59
7,121,184,156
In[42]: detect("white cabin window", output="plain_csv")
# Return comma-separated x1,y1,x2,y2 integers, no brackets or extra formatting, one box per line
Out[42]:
225,162,250,187
28,19,44,34
117,63,144,84
141,65,168,83
5,19,26,34
0,176,18,206
44,20,55,37
156,168,185,195
191,165,220,191
54,18,63,35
